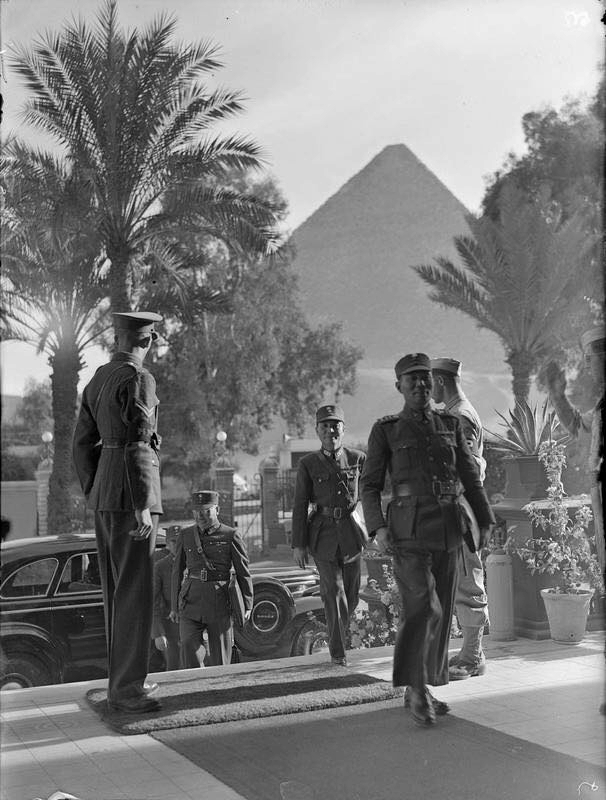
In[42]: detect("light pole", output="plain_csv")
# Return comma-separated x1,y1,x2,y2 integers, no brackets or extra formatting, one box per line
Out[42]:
41,431,54,464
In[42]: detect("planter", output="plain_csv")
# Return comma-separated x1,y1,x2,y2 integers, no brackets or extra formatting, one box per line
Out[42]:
503,455,548,501
540,589,592,644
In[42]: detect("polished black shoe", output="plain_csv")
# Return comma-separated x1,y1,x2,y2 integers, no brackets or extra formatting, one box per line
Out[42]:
406,687,436,727
107,695,161,714
331,656,348,667
404,686,449,716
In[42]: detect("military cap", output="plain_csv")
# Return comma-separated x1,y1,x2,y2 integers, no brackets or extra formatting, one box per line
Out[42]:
113,311,162,340
316,404,345,423
395,353,431,378
581,327,606,353
431,357,462,376
191,489,219,507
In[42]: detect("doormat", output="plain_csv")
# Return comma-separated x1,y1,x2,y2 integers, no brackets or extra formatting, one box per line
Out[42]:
152,704,606,800
85,662,403,735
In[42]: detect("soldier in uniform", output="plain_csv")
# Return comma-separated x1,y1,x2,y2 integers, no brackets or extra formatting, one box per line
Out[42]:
545,327,605,583
152,525,181,671
73,311,163,714
291,404,366,666
361,353,495,726
431,357,489,679
170,490,253,668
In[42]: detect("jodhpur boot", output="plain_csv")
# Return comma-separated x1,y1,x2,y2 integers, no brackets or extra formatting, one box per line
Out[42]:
404,686,450,715
449,625,486,678
406,686,436,727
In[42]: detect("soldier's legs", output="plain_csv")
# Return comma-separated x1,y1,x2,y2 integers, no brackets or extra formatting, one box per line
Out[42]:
343,557,362,622
315,556,352,659
392,549,441,689
179,617,206,669
95,511,157,702
426,548,459,686
205,621,234,666
165,621,181,671
451,543,488,674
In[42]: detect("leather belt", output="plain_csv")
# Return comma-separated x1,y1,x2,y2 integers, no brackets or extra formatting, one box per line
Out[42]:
102,439,127,448
185,568,229,582
393,480,461,498
316,505,353,520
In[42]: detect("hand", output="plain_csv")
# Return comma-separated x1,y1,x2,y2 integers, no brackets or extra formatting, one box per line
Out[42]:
130,508,153,540
545,361,567,397
374,527,391,555
244,609,252,623
293,546,309,569
154,635,168,651
478,525,493,550
169,610,179,624
343,552,361,565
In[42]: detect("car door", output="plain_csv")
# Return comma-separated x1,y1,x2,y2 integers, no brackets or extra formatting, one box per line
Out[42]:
51,550,108,680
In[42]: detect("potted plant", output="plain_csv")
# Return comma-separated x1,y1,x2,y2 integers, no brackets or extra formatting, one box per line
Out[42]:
486,399,566,500
505,438,604,644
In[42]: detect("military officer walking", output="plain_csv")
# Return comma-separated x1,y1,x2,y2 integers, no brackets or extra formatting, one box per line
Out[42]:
170,490,253,668
361,354,495,726
431,357,489,679
291,405,366,666
152,525,181,671
73,311,164,714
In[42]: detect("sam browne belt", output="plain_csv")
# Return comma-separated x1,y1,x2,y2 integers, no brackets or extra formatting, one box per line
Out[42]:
393,480,461,499
316,505,354,520
184,568,230,582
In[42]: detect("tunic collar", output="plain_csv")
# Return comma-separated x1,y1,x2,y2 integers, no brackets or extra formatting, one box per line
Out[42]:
112,351,143,368
402,405,432,423
199,521,221,536
322,447,343,460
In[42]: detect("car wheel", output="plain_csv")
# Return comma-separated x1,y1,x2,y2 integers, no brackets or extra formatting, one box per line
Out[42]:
234,583,295,653
0,652,53,691
290,617,330,656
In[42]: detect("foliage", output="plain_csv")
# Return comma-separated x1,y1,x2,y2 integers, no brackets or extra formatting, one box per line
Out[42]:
485,399,566,456
506,440,604,594
413,183,597,405
152,248,362,475
349,562,402,649
9,0,283,312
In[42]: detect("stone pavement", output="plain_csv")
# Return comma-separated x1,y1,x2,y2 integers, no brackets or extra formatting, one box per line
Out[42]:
1,634,604,800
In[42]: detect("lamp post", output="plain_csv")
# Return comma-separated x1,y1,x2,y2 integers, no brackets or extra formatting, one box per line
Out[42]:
41,431,54,464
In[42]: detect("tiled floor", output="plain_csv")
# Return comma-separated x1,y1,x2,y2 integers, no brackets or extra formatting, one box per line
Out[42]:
1,633,604,800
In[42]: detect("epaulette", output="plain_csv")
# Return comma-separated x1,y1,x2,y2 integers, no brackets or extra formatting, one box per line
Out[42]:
435,408,458,420
378,414,399,424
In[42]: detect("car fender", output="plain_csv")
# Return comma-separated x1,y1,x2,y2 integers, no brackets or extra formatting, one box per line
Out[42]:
1,622,64,677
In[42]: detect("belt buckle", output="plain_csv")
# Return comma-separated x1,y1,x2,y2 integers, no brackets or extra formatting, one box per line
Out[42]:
333,507,343,520
200,568,207,581
432,480,444,497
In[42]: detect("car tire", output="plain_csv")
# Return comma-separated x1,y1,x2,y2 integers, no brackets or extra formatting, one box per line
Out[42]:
290,617,329,656
234,583,295,654
0,652,53,690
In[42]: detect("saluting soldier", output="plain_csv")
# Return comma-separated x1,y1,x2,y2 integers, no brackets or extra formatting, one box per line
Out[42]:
73,311,164,714
291,404,366,666
361,353,495,726
152,525,181,671
170,490,253,668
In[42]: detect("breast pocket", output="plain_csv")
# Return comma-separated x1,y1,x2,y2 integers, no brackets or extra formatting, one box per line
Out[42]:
393,439,418,470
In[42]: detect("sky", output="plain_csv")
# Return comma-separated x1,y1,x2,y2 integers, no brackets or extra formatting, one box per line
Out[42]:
1,0,603,397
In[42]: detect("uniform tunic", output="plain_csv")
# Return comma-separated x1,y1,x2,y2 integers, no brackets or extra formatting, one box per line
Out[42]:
152,552,180,671
291,447,366,659
361,407,495,689
444,394,489,630
171,522,253,667
72,351,162,702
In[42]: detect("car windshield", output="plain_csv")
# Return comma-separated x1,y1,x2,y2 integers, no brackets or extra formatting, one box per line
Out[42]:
1,558,58,598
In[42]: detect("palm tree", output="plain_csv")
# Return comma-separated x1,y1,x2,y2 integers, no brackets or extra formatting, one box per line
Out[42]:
413,183,596,404
10,0,281,312
2,140,108,534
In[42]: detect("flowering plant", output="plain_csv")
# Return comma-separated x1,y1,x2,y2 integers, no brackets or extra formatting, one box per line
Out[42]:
505,439,604,595
349,561,402,648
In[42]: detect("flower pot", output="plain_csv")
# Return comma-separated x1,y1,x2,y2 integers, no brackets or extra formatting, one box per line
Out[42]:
504,455,548,500
540,589,592,644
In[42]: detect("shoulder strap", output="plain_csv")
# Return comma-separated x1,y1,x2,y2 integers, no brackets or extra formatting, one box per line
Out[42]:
192,527,217,570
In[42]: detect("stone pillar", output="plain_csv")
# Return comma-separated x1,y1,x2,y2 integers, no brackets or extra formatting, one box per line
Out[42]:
212,464,235,527
35,459,52,537
260,451,282,551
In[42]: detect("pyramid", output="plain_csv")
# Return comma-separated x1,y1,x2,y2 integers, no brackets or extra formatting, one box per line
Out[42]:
290,144,511,441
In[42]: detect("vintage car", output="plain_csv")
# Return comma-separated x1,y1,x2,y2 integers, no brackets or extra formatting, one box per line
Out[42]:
0,533,328,689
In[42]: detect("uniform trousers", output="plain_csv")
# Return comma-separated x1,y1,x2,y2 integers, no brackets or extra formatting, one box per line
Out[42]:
94,510,157,702
313,551,361,659
455,544,489,628
160,619,181,671
392,546,459,689
179,616,233,667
